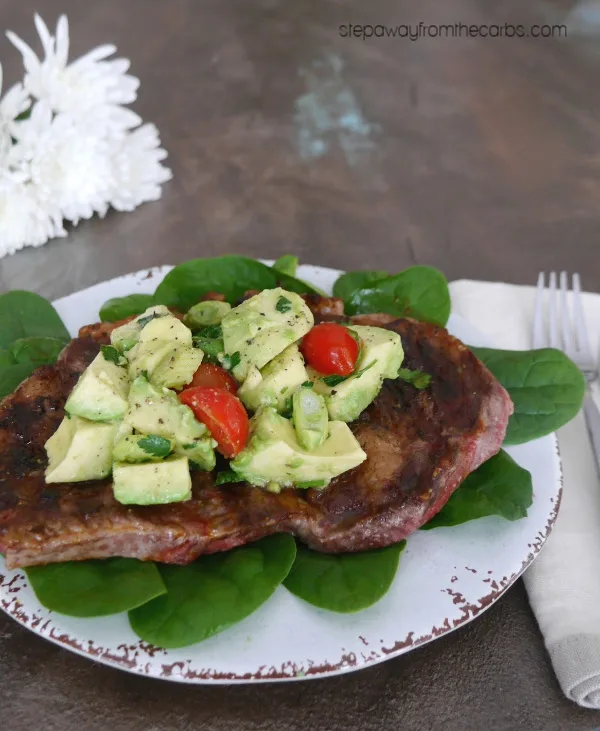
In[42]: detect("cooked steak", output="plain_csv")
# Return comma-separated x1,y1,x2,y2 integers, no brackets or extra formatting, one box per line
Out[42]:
0,305,512,568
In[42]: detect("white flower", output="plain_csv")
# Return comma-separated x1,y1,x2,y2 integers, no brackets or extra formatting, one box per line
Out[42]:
108,123,172,211
0,170,65,257
6,14,139,122
13,102,115,223
0,63,30,162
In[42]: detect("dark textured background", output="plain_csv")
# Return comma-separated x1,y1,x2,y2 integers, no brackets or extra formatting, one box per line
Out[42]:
2,1,600,729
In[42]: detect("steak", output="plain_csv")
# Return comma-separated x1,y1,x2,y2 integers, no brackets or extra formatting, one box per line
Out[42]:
0,306,512,569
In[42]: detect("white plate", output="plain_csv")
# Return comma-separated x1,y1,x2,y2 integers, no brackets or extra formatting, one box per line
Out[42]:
0,264,562,683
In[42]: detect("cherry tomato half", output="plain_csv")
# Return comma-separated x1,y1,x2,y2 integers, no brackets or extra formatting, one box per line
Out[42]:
179,387,249,458
300,323,360,376
185,362,238,394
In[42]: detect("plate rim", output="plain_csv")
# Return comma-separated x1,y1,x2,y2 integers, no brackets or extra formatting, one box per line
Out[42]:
0,263,563,683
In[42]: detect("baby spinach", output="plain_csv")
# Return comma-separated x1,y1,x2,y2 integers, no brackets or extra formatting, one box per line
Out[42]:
470,347,586,444
99,294,155,322
345,266,451,327
421,450,533,530
153,256,319,311
26,558,167,617
332,270,389,302
0,290,69,349
128,534,297,648
398,368,431,389
284,541,405,613
9,336,66,368
0,362,39,399
272,254,298,277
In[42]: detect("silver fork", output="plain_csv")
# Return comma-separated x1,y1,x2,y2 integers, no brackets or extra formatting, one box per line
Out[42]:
533,272,600,474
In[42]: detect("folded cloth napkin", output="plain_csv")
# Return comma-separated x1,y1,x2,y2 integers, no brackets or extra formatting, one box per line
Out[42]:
449,279,600,709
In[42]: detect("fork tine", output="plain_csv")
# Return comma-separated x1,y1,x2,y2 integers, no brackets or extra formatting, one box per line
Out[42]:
548,272,559,349
533,272,546,348
559,271,575,355
573,273,594,361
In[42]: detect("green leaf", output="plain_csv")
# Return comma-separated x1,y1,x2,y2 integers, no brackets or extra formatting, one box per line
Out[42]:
153,256,320,311
9,336,65,368
284,541,405,613
137,312,163,328
197,324,222,339
128,534,297,648
397,368,431,389
345,266,450,326
193,336,224,362
25,558,167,618
421,450,533,529
275,296,292,313
138,435,173,458
221,351,241,371
100,345,121,365
0,290,69,349
99,294,155,322
272,255,298,277
332,270,389,302
0,362,38,399
321,360,376,388
300,381,314,389
470,347,586,444
215,470,242,485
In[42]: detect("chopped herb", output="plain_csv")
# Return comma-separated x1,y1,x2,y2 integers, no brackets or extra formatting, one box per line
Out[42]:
137,313,163,328
65,411,71,419
215,470,241,485
140,370,149,380
138,435,172,458
355,360,376,379
300,381,314,389
398,368,432,389
182,443,195,450
221,351,241,371
281,397,294,419
296,479,327,489
101,345,123,365
197,324,222,339
275,296,292,313
192,336,224,362
321,360,376,388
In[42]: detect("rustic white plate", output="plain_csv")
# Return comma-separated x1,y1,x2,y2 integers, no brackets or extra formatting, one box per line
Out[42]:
0,264,562,683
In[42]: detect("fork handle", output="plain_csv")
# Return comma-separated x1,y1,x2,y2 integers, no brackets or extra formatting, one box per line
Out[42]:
582,390,600,476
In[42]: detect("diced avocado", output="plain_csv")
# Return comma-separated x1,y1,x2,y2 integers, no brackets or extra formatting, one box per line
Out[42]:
230,407,366,488
175,437,217,471
110,305,171,352
184,301,231,329
221,288,313,381
126,314,193,381
151,345,204,390
125,376,207,443
311,325,404,423
113,457,192,505
45,416,119,483
65,351,129,422
237,344,308,413
292,386,328,451
113,434,174,463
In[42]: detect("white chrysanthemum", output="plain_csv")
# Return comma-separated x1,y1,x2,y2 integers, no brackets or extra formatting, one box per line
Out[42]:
108,123,172,211
0,63,30,162
13,102,115,223
0,171,65,257
6,14,139,122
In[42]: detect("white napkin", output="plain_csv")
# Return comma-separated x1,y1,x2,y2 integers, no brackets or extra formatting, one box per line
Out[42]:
449,279,600,708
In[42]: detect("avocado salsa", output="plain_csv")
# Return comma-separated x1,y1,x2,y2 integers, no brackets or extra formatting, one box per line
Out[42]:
43,287,405,504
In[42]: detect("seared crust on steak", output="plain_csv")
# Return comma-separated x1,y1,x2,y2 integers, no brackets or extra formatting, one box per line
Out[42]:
0,305,512,568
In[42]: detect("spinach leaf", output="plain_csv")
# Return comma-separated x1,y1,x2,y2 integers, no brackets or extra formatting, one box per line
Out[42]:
276,296,292,313
9,337,65,367
26,558,167,617
99,294,155,322
332,270,389,302
0,362,38,399
345,266,450,326
138,435,172,458
470,347,585,444
272,255,298,277
0,290,69,349
284,541,405,613
128,534,297,648
398,368,431,389
153,256,319,311
421,450,532,529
